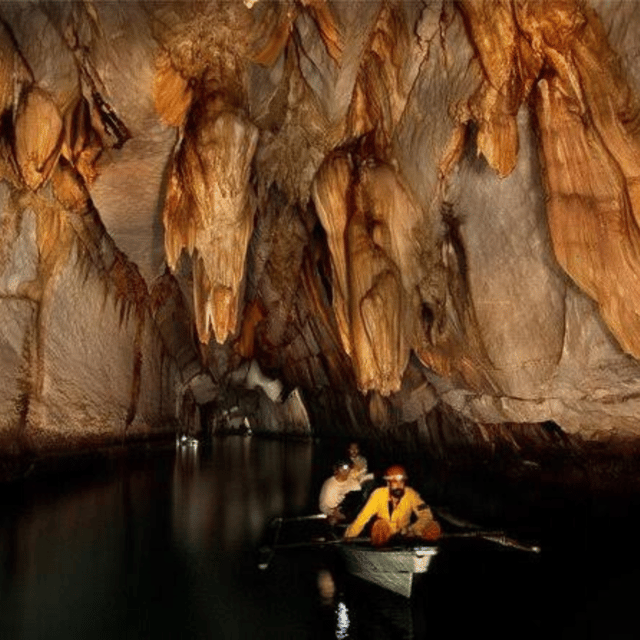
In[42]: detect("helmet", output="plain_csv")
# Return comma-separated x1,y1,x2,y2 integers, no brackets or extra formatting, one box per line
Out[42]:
383,464,408,481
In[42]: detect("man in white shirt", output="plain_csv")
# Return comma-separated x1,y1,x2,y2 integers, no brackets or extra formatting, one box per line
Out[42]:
319,460,362,524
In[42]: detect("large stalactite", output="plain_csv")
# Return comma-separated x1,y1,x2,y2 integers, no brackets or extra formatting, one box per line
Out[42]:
162,104,258,344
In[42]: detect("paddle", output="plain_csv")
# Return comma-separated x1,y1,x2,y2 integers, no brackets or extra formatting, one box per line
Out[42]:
434,507,541,553
257,536,372,570
258,513,330,570
268,514,328,526
441,531,541,554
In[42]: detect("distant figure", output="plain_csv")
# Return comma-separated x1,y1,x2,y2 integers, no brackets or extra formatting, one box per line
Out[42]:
344,464,441,546
346,442,374,485
319,460,362,524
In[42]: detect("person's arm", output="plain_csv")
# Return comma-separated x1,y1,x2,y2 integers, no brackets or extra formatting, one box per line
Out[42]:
344,489,381,538
409,489,435,527
319,480,335,515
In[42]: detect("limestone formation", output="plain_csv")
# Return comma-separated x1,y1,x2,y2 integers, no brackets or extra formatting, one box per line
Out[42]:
2,0,640,465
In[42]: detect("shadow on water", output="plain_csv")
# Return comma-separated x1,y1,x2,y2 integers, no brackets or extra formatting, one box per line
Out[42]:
0,435,639,639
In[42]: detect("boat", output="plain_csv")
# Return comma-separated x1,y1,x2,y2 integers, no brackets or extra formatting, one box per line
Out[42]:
258,511,540,599
337,541,439,598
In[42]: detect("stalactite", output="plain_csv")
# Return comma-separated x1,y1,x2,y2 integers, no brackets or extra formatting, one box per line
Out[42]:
344,1,415,151
433,0,640,374
308,3,431,396
412,208,498,394
0,19,32,115
34,196,75,283
249,0,342,67
516,0,640,358
311,151,353,356
162,145,196,271
153,49,193,128
162,105,258,345
61,4,131,153
250,2,298,67
14,87,63,191
456,0,541,177
301,0,343,63
235,298,266,359
348,163,409,396
59,93,104,186
51,161,91,215
312,149,424,396
108,249,149,327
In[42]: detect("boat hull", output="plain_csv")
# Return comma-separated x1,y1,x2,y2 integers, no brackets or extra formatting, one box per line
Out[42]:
338,544,439,598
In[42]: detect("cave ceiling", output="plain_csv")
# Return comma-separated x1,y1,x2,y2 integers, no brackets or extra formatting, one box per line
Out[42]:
2,0,640,453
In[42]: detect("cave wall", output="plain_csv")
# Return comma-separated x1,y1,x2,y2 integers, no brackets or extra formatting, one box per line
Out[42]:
1,0,640,459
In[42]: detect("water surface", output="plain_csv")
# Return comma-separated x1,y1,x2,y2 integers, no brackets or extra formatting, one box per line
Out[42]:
0,436,637,639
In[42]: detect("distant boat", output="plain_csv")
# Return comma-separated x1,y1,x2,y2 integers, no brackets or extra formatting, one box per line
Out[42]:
337,542,439,598
176,434,199,447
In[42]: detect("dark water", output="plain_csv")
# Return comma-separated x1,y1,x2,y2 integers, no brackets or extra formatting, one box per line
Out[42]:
0,436,639,639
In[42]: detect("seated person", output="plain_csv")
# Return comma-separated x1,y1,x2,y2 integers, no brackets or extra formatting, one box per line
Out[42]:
319,460,362,524
344,464,441,546
346,441,375,485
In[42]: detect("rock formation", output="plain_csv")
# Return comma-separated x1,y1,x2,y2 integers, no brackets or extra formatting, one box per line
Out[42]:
1,0,640,466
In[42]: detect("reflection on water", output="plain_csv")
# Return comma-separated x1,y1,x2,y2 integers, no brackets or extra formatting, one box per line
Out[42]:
336,601,350,639
0,437,318,640
1,436,639,639
331,577,415,640
171,438,313,553
317,569,336,604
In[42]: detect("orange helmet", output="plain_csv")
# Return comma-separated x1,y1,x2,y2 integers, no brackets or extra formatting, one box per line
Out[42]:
383,464,408,481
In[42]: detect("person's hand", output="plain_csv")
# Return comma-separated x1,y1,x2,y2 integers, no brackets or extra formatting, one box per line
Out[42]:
424,520,442,541
413,520,442,541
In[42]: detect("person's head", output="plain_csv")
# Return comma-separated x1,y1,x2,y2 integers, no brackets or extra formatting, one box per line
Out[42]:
384,464,407,499
333,460,351,482
347,442,360,460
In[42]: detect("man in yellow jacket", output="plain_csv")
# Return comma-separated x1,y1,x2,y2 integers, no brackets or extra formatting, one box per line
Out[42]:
344,464,441,546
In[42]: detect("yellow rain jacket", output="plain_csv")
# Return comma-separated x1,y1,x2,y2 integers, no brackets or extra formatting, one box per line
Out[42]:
344,486,435,538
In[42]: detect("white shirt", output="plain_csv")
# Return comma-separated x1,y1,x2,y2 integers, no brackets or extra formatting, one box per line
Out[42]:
319,475,361,515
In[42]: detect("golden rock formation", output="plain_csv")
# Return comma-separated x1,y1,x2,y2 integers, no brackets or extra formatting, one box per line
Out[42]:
14,87,63,191
311,152,352,356
348,162,409,396
519,0,640,358
163,104,258,345
5,0,640,448
154,0,640,395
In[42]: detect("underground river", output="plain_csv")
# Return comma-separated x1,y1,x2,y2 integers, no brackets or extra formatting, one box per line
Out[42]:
0,435,639,639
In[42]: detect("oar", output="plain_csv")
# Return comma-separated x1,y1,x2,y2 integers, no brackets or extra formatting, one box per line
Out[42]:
434,508,541,553
268,513,328,526
257,536,370,570
258,514,329,570
442,530,541,554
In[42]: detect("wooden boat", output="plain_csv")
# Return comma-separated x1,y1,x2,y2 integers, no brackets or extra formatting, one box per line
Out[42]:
337,542,439,598
258,511,540,599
